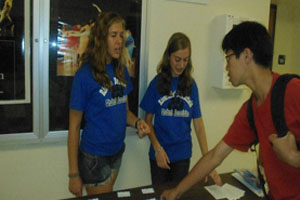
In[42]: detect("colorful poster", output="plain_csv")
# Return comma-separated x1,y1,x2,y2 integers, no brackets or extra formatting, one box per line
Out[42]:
53,1,139,77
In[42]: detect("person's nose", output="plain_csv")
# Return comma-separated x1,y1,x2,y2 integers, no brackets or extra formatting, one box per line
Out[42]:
179,60,186,68
116,35,122,44
225,63,229,71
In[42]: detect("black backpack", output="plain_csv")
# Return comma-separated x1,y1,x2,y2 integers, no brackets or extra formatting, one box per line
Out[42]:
247,74,300,199
247,74,300,148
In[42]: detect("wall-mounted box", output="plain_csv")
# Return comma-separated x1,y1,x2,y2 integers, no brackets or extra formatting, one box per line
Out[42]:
211,14,248,89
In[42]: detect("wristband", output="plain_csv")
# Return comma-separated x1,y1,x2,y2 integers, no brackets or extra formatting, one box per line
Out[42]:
135,118,141,129
68,172,79,179
155,147,162,155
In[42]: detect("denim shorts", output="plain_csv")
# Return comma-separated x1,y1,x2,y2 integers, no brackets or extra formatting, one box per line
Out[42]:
78,145,125,186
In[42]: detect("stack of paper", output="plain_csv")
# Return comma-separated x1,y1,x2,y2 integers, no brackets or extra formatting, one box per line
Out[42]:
231,169,264,197
204,183,245,200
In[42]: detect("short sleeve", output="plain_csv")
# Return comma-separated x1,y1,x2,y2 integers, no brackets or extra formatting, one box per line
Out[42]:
223,101,257,152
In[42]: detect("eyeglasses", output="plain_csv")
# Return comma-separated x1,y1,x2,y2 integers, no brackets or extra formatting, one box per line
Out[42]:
225,53,235,62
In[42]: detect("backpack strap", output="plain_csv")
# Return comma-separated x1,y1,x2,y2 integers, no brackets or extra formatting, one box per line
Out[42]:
247,95,272,199
271,74,300,150
247,95,270,199
248,73,300,141
271,74,300,137
247,95,258,151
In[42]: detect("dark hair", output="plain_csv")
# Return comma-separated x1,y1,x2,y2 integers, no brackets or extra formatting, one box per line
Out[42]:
157,32,193,97
222,21,273,68
80,12,126,89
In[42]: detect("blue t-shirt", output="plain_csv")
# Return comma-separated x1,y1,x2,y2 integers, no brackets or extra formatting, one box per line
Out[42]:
140,75,201,162
69,62,133,156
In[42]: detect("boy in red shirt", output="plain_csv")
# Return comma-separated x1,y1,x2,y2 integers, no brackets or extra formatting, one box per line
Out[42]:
161,21,300,200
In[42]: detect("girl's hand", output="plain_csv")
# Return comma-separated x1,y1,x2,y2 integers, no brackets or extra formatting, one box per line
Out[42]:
137,119,151,138
155,146,170,169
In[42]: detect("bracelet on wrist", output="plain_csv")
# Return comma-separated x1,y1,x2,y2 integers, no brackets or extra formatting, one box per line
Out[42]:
135,118,141,129
155,147,162,155
68,172,79,179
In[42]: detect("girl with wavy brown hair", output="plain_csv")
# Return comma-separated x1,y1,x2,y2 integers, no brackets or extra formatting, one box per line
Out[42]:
67,12,150,197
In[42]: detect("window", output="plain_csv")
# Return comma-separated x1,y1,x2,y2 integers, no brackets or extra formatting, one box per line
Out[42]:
0,0,32,136
0,0,148,145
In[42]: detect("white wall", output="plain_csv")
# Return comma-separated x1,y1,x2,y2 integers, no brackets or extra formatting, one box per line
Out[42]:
271,0,300,74
0,0,272,199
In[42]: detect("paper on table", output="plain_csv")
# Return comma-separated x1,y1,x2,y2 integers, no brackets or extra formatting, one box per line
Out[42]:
117,191,131,198
223,183,245,200
205,183,245,200
141,187,155,194
205,184,226,199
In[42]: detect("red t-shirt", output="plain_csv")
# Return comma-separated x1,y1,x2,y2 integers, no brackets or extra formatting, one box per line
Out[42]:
223,73,300,200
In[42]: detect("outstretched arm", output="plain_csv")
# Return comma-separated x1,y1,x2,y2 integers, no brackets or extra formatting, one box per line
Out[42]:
269,132,300,168
193,117,222,185
160,140,233,200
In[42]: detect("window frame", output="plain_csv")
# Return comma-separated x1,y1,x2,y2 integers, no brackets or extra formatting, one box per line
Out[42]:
0,0,149,147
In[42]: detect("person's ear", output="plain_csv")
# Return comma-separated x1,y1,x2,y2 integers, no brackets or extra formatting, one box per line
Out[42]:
243,48,253,64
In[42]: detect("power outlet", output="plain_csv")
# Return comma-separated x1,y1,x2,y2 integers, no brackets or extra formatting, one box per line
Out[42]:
278,55,286,65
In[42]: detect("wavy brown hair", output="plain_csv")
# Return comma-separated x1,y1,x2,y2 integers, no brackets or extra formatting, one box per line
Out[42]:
157,32,194,97
80,12,127,89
